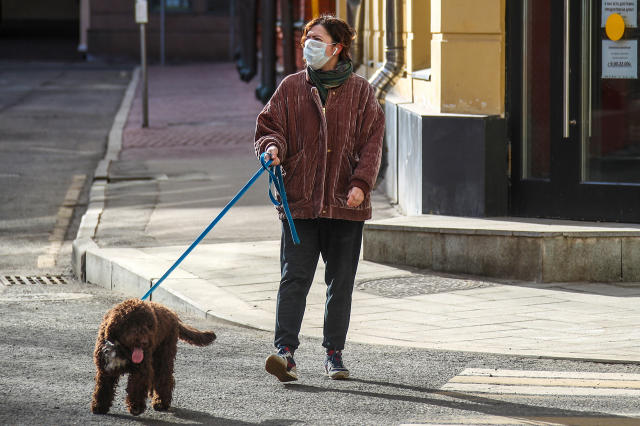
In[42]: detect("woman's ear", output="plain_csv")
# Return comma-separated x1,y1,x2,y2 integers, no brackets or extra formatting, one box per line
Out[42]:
333,44,343,56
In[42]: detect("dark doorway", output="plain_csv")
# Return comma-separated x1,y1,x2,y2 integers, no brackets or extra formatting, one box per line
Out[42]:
0,0,81,61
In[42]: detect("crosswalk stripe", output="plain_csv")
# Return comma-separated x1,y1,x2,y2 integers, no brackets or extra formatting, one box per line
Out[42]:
458,368,640,381
442,383,640,396
449,375,640,389
442,368,640,396
403,415,640,425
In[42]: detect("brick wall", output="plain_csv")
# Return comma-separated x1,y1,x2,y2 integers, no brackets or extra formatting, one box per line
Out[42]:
88,0,230,62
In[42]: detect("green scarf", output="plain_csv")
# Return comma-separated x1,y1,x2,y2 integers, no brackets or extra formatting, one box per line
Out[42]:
308,60,353,105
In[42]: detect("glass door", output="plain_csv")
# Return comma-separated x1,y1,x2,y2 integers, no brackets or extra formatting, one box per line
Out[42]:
583,0,640,184
510,0,640,222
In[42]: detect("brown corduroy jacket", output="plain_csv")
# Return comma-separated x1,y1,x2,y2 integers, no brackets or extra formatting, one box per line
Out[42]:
254,69,385,221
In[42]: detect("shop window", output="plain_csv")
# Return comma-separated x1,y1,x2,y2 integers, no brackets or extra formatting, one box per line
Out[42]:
150,0,192,13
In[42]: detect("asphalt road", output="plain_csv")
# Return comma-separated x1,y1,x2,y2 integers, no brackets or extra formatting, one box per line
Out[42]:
2,280,640,425
0,61,130,274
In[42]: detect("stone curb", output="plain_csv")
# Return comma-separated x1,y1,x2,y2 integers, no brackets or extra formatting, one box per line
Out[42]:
71,67,139,280
83,246,273,332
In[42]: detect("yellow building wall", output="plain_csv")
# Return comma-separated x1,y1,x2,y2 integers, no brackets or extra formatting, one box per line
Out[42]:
431,0,505,115
337,0,505,116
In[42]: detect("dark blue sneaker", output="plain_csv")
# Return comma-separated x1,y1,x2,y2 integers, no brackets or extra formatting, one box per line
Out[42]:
265,346,298,382
325,349,349,379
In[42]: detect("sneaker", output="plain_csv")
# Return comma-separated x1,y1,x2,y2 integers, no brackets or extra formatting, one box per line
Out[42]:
265,346,298,382
325,349,349,379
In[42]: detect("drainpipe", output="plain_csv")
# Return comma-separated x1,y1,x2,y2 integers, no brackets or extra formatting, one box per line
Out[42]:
368,0,404,105
235,0,258,82
256,0,276,103
346,0,365,70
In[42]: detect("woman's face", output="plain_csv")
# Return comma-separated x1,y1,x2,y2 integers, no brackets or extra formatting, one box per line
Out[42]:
306,24,336,57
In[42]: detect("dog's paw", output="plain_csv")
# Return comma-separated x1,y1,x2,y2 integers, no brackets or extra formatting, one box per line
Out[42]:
128,404,146,416
91,404,110,415
152,401,171,411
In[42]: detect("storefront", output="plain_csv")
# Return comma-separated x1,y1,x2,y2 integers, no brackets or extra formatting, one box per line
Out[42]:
509,0,640,222
340,0,640,224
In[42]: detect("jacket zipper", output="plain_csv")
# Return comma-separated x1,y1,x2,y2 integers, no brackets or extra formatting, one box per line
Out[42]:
311,87,327,217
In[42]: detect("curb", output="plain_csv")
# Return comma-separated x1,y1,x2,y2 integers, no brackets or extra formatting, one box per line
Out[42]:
83,245,274,331
72,67,140,281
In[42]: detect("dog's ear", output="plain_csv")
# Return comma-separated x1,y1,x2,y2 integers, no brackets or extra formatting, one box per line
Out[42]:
102,307,128,342
103,315,120,342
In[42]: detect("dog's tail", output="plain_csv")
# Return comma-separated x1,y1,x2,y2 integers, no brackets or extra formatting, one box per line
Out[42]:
178,322,216,346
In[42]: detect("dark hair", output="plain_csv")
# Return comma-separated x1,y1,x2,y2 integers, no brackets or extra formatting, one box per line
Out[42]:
301,15,356,62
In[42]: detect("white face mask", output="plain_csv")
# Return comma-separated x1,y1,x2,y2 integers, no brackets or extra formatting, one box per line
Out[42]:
303,39,337,70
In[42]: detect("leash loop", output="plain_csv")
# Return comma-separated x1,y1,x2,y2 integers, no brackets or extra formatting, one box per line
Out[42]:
259,153,300,245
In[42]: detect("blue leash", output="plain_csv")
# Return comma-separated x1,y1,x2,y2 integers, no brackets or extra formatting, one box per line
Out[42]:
141,153,299,301
259,153,300,245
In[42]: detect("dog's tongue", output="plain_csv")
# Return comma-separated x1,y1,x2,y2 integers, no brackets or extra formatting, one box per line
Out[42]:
132,348,144,364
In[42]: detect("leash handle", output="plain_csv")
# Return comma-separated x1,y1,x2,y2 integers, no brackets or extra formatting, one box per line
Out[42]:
259,153,300,244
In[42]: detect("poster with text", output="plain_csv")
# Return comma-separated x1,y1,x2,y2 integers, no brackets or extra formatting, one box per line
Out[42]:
602,39,638,78
602,0,637,27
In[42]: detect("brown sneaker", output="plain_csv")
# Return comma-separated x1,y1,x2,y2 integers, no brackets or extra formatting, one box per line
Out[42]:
265,346,298,382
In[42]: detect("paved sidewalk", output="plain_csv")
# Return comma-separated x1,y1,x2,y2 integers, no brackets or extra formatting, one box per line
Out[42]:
74,63,640,363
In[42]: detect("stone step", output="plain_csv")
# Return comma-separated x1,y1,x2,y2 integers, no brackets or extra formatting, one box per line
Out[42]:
363,215,640,282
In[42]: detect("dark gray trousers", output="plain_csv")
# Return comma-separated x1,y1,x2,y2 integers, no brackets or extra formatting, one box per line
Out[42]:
274,218,364,352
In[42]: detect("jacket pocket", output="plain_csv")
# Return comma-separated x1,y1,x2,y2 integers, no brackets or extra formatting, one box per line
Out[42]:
282,149,308,203
333,151,358,207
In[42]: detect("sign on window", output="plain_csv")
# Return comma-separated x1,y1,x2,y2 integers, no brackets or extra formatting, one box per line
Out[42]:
602,39,638,78
602,0,637,28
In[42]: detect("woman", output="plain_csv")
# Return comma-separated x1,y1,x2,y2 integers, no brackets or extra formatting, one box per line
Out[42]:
255,15,384,382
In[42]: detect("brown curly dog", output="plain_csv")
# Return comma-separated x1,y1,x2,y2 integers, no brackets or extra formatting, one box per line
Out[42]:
91,298,216,416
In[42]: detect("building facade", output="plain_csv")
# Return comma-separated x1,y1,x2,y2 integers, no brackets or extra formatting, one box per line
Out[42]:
0,0,232,62
86,0,231,62
338,0,640,223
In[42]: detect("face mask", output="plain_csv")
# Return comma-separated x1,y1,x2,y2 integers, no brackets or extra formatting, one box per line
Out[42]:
303,39,337,70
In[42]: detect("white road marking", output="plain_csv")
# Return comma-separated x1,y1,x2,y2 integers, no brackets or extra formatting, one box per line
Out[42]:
449,375,640,389
37,174,86,268
0,293,92,302
27,146,100,156
404,415,640,425
458,368,640,381
442,368,640,397
442,383,640,397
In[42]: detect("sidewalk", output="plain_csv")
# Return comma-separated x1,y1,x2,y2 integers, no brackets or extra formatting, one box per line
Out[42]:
74,63,640,363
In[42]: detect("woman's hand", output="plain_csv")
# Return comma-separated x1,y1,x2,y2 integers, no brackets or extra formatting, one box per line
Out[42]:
265,145,281,166
347,187,364,207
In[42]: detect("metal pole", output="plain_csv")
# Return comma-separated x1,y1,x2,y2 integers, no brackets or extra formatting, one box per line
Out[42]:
160,0,165,65
141,22,149,128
